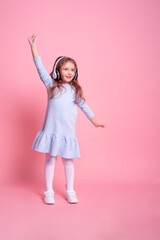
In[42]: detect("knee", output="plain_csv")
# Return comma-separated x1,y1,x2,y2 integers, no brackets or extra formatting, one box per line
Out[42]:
62,157,74,167
46,153,57,166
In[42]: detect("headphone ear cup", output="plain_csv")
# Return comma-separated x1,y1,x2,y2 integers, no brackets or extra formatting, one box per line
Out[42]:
52,70,56,79
74,70,78,80
56,70,60,80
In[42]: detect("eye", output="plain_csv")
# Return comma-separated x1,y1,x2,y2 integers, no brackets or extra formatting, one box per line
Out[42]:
64,68,75,71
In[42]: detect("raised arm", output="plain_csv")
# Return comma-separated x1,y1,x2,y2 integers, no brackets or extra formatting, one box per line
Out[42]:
28,34,39,58
28,34,53,88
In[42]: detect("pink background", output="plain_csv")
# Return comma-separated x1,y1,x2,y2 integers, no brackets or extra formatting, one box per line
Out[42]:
0,0,160,239
0,0,159,185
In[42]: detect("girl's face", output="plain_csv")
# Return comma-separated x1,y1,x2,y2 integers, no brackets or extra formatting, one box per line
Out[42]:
60,61,76,82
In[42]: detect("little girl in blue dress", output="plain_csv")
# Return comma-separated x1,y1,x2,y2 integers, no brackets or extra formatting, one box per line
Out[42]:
28,34,106,205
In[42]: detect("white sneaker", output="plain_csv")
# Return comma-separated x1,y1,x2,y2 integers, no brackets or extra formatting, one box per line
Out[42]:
44,190,55,204
66,191,78,204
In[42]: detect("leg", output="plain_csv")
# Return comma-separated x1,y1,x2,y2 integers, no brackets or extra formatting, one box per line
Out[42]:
62,157,75,192
44,153,57,193
62,157,78,203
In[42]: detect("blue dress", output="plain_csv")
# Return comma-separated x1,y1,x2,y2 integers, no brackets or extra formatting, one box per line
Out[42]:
31,56,95,158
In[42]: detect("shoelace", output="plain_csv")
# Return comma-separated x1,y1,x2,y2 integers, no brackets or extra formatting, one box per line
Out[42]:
67,192,76,197
44,191,54,196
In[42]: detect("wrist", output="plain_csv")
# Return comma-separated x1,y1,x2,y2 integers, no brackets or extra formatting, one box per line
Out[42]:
31,44,37,49
90,116,96,121
90,116,97,126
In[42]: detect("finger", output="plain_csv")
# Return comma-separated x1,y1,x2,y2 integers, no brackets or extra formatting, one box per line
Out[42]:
99,124,104,127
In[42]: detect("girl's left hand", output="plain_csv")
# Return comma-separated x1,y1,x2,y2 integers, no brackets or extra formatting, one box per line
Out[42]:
90,117,106,128
94,122,106,128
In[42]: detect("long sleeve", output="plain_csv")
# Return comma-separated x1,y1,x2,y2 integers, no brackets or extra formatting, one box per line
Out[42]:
76,99,95,119
33,56,54,89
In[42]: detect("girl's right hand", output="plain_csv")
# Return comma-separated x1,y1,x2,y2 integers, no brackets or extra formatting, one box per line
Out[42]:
28,34,37,47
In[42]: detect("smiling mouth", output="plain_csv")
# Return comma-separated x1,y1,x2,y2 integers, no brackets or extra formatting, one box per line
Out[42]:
66,76,72,79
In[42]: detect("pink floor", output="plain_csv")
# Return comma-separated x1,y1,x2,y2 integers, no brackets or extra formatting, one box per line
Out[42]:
0,181,160,240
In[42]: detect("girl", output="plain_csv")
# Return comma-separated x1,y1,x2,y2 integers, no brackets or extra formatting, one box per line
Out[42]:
28,34,106,205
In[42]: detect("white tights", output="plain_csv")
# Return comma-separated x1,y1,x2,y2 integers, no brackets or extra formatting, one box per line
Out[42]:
44,153,75,193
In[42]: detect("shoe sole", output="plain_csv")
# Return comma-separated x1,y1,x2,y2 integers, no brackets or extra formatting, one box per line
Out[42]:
66,196,78,204
44,201,55,205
